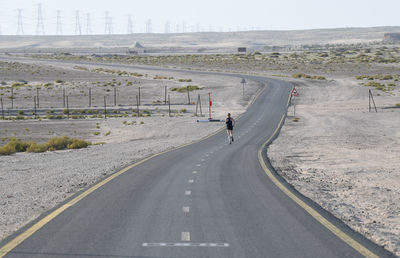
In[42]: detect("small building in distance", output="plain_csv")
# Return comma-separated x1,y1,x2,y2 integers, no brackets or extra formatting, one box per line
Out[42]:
238,47,247,53
383,33,400,42
127,41,146,55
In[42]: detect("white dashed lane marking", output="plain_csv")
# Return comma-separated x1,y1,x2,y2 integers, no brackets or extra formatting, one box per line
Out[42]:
143,243,229,247
185,190,191,196
192,171,197,174
183,206,190,213
188,179,194,183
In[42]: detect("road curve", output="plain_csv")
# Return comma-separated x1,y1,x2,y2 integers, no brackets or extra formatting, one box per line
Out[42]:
0,65,393,257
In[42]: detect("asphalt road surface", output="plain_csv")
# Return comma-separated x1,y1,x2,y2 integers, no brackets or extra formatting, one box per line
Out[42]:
1,66,393,257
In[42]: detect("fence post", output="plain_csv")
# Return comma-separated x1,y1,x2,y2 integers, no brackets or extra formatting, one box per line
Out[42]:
66,96,69,119
36,87,40,108
1,98,4,120
11,87,14,109
164,86,167,104
114,86,117,106
369,89,377,113
187,86,190,105
89,88,91,107
136,95,139,117
168,95,171,117
34,96,37,119
104,96,107,119
63,88,66,108
138,87,141,105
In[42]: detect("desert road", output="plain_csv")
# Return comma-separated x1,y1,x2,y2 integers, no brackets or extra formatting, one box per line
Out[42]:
0,67,393,257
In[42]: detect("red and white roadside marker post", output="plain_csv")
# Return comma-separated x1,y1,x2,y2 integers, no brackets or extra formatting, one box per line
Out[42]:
208,92,212,120
291,87,299,117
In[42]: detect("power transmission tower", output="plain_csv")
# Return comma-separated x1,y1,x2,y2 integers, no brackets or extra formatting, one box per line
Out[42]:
145,19,152,33
196,23,201,32
182,21,187,33
127,15,133,34
104,11,113,34
86,13,92,34
17,9,24,35
75,11,82,35
36,3,45,35
164,21,170,33
56,10,63,35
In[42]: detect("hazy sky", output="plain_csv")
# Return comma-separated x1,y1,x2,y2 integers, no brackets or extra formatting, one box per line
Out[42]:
0,0,399,35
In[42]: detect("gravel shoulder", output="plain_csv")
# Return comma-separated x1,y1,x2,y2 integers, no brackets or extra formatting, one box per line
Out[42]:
268,78,400,256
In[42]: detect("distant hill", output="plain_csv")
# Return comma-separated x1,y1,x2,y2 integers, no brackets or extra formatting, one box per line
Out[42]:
0,26,399,54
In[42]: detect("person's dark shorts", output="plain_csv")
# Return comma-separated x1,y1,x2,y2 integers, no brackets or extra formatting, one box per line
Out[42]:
227,126,233,130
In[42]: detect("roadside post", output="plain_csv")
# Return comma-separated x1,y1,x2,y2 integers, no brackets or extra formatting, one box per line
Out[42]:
241,78,246,96
208,92,212,120
291,87,299,117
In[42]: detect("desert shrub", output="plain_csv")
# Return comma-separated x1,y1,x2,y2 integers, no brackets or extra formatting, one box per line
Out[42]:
292,117,300,122
8,138,30,152
93,132,100,136
62,109,69,114
67,139,90,149
26,142,47,153
46,136,71,150
0,143,16,155
17,110,24,115
171,85,201,92
178,79,192,82
104,131,111,136
55,79,63,83
381,74,393,80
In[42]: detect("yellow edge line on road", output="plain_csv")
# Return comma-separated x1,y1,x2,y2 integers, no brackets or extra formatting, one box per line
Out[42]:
257,92,378,258
0,77,267,257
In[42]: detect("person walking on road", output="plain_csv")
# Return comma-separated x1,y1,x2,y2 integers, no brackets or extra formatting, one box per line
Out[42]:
226,113,235,144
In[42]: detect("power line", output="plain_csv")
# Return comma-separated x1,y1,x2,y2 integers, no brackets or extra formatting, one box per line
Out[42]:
36,3,45,35
75,10,81,35
17,9,24,35
56,10,62,35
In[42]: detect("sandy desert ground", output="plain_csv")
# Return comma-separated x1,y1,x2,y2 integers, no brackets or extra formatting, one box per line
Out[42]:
269,78,400,256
